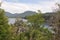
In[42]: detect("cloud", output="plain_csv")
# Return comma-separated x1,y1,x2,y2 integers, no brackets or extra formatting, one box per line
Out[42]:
1,1,42,13
1,0,60,13
1,1,29,13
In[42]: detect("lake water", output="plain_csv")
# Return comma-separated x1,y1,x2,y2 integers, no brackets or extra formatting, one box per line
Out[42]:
8,18,27,24
8,18,52,30
8,18,49,27
8,18,16,24
8,18,53,33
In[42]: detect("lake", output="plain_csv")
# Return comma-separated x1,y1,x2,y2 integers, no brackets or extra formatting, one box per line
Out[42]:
8,18,27,24
8,18,16,24
8,18,53,33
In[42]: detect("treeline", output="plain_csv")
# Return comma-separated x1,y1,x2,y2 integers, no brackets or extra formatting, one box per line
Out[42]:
0,3,60,40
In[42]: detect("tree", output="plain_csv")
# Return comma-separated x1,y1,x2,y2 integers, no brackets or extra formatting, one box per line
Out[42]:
0,8,12,40
48,3,60,40
14,18,28,35
26,11,45,29
13,10,53,40
25,27,52,40
25,11,53,40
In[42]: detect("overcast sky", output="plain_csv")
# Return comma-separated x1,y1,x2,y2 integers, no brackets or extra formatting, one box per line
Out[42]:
0,0,60,13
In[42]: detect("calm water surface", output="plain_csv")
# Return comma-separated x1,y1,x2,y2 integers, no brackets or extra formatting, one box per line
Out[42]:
8,18,27,24
8,18,16,24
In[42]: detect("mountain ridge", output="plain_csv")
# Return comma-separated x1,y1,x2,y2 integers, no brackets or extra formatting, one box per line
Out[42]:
5,11,37,18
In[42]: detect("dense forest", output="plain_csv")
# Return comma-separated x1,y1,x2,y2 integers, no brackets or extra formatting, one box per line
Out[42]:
0,3,60,40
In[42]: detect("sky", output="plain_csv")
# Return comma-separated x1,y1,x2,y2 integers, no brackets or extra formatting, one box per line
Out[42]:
0,0,60,13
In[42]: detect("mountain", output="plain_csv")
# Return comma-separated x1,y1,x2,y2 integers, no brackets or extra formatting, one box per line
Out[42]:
5,11,55,19
43,12,55,20
5,11,36,18
18,11,37,17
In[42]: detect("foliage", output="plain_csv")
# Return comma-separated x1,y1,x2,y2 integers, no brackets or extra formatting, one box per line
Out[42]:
47,3,60,40
26,12,45,29
0,8,13,40
0,8,53,40
17,11,52,40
